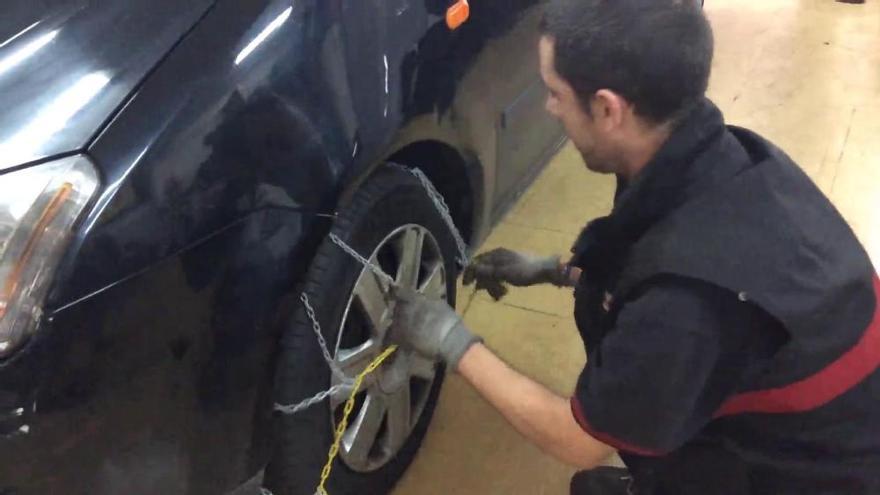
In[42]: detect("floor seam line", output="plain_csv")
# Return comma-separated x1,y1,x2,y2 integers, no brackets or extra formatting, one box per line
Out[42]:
501,220,579,236
498,301,568,318
831,106,857,194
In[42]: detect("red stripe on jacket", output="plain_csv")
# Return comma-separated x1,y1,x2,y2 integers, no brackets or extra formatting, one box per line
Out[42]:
715,275,880,417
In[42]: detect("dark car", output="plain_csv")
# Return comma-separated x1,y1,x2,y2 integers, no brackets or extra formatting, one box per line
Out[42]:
0,1,563,493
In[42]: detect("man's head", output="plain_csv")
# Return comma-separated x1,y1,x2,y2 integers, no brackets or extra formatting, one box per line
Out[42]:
539,0,713,177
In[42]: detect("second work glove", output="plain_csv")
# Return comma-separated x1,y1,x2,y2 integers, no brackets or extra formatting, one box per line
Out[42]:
389,288,482,371
463,248,567,300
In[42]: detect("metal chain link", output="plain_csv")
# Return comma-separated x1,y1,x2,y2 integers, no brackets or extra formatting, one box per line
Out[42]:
273,381,353,415
274,234,392,418
329,233,395,286
301,293,348,382
272,233,398,416
272,293,354,416
314,345,398,495
407,168,470,266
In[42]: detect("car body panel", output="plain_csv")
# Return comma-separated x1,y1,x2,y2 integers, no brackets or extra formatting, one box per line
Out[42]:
0,0,214,171
0,217,289,493
0,0,563,493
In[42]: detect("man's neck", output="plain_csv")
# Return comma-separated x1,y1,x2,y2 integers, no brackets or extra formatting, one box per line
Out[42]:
618,123,674,180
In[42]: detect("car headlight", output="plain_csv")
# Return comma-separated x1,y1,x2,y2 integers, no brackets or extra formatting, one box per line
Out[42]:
0,155,99,357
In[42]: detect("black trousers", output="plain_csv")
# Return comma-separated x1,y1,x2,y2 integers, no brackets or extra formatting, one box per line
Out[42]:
570,467,634,495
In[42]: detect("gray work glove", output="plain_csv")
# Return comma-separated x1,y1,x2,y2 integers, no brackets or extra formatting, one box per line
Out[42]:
389,288,482,371
463,248,566,300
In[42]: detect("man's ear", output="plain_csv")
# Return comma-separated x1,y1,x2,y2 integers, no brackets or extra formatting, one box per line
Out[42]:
592,89,627,131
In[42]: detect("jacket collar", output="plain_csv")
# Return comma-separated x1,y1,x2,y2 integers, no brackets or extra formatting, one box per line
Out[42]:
571,99,747,280
610,98,730,245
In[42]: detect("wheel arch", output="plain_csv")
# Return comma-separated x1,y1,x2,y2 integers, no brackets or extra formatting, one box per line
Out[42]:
335,139,484,251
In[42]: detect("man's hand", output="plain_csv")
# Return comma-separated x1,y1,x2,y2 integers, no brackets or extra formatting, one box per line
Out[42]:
463,248,567,300
388,288,482,370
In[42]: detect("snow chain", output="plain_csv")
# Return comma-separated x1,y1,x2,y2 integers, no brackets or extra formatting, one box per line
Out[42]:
267,166,470,495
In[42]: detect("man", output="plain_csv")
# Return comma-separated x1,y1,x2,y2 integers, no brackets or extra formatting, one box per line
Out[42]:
389,0,880,493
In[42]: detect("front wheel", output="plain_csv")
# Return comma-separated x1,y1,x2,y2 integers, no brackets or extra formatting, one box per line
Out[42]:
265,166,459,494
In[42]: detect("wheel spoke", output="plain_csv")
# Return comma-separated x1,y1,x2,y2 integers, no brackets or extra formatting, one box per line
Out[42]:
329,380,355,411
333,226,446,473
353,270,391,335
409,353,438,380
419,261,445,299
385,385,412,451
336,339,380,379
395,228,424,289
342,393,387,467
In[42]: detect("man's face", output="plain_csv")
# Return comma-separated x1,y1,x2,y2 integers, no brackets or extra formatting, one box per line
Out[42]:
539,36,619,174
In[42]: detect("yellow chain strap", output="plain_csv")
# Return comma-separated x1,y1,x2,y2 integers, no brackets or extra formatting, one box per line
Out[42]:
314,345,399,495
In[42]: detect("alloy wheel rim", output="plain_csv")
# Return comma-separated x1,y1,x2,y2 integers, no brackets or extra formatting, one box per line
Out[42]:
329,224,447,472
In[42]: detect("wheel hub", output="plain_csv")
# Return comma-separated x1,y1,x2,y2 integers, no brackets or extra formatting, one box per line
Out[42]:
329,224,447,473
376,350,412,394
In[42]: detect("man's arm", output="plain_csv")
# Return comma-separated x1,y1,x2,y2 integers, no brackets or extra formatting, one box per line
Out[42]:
457,342,616,469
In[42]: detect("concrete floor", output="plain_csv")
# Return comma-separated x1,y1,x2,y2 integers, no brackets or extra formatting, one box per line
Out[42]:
393,0,880,493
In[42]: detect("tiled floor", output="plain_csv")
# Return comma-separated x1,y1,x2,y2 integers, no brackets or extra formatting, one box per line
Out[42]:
394,0,880,493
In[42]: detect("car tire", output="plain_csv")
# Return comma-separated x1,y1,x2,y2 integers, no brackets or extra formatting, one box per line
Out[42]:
264,165,458,495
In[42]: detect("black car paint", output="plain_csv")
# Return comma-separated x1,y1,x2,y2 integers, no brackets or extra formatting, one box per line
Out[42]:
0,0,215,171
0,0,563,493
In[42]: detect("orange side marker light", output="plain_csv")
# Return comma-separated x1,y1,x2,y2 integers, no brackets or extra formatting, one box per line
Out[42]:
447,0,470,30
